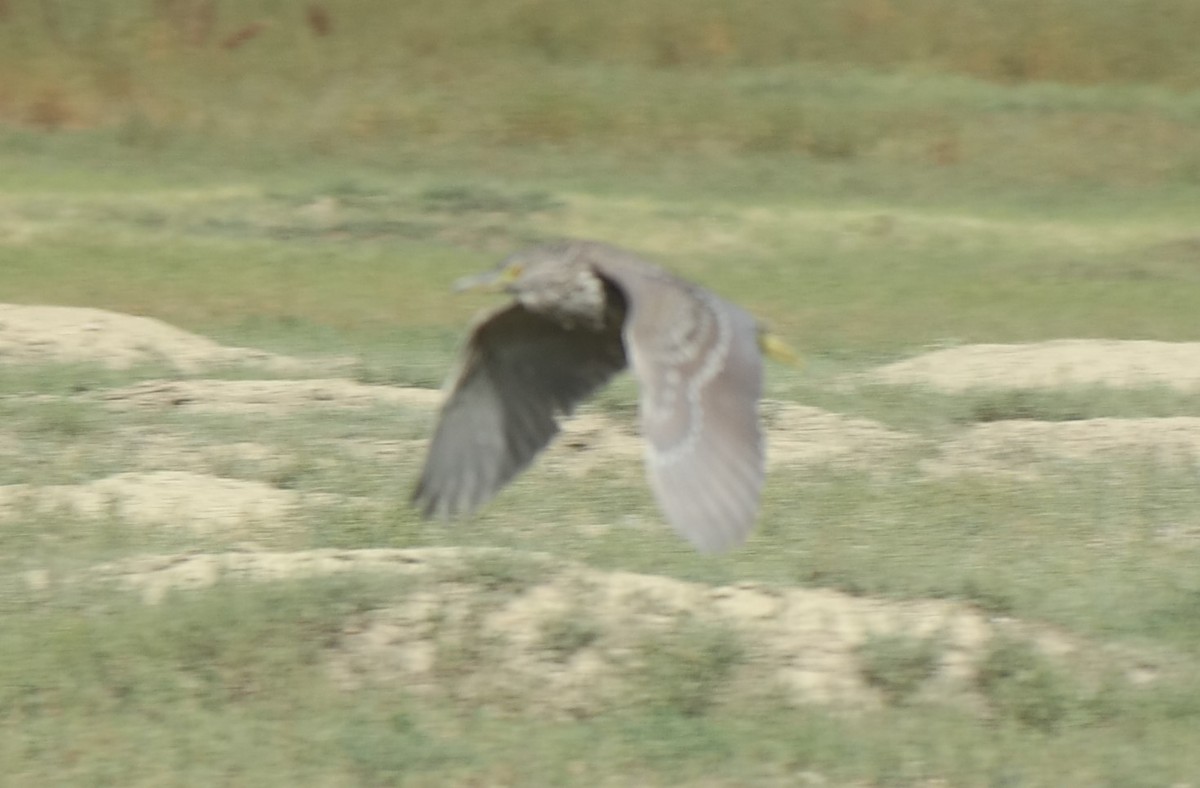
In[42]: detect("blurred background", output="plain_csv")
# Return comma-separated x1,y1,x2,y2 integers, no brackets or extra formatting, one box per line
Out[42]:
2,0,1199,355
2,2,1200,785
5,0,1200,160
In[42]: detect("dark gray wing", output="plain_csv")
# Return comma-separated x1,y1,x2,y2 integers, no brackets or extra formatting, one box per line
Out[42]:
593,256,765,553
413,302,626,519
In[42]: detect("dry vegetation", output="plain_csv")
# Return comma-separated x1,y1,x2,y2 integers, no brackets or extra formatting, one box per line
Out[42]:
2,1,1200,784
2,305,1200,784
1,0,1199,188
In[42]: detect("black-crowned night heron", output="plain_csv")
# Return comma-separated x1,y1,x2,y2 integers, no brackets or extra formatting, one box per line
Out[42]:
412,239,797,553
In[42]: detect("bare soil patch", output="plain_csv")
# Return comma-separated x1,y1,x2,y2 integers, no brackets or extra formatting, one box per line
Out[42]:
871,340,1200,392
327,565,997,715
0,303,305,372
327,559,1168,716
0,471,337,533
545,413,643,475
86,546,1152,716
925,417,1200,478
764,404,920,469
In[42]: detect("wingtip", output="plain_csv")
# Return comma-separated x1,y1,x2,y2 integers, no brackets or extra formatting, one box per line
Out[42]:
410,476,448,521
409,483,433,520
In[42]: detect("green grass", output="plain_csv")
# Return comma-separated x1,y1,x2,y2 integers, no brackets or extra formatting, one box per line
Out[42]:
858,631,942,705
2,575,1198,785
632,617,745,717
3,180,1200,783
537,609,604,663
6,361,1200,784
1,4,1200,782
1,146,1198,363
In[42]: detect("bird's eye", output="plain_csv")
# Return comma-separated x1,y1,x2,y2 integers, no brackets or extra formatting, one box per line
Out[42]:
503,262,525,282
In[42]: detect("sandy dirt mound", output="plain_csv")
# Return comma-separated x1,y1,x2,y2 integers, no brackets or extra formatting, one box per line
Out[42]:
0,304,304,372
83,547,1168,714
316,553,1134,715
95,379,442,413
545,413,643,475
92,546,1007,710
870,340,1200,392
0,471,335,532
925,417,1200,478
764,404,920,469
326,567,1001,714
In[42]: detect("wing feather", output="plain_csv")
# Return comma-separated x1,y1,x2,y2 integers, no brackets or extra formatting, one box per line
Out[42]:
413,302,626,519
591,251,765,553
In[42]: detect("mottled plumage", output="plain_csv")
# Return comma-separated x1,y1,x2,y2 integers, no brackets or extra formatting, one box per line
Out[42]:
413,239,782,553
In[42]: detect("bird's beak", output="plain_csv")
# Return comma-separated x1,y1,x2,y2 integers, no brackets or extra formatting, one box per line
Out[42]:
759,330,802,368
452,264,522,293
452,270,504,293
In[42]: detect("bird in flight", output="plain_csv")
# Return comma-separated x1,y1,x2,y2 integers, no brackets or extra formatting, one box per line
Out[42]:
412,239,796,553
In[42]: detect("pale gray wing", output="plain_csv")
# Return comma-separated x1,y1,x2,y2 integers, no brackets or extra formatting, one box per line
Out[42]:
596,263,765,553
413,302,626,520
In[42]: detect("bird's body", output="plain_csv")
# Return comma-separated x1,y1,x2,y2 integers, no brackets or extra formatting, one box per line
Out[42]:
504,245,616,330
413,239,785,553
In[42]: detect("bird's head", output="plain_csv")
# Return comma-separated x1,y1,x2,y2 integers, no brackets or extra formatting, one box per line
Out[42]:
451,260,524,294
452,243,585,295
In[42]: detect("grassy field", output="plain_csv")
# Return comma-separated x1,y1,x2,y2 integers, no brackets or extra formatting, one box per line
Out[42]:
2,1,1200,785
